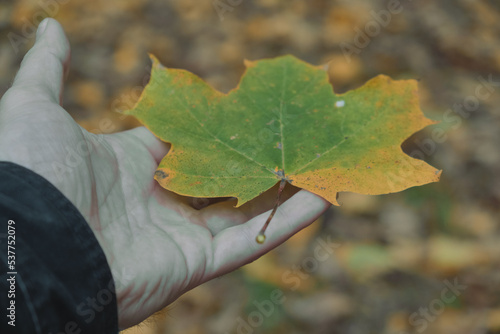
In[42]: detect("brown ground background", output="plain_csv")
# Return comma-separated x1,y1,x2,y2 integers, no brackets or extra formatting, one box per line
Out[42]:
2,1,500,333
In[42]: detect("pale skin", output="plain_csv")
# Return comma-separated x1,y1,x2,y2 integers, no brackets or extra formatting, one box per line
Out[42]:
0,18,330,329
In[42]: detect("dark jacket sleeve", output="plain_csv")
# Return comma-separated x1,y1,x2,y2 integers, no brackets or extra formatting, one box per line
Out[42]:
0,162,118,334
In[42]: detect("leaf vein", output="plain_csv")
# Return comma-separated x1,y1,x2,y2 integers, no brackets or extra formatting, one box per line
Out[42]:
291,114,379,174
279,63,288,173
174,93,275,174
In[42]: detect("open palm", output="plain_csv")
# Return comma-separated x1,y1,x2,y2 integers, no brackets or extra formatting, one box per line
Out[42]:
0,19,330,329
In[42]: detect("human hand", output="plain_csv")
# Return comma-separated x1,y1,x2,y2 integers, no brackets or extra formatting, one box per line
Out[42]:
0,18,330,329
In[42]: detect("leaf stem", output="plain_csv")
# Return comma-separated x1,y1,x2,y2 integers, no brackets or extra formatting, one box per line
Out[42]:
256,179,287,244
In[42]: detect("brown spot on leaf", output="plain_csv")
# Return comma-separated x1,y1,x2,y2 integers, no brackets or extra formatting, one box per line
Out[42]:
155,170,169,179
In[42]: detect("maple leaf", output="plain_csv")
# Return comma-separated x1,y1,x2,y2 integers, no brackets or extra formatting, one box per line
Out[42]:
125,55,441,208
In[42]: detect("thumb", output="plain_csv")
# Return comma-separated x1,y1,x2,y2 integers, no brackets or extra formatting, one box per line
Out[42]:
7,18,70,107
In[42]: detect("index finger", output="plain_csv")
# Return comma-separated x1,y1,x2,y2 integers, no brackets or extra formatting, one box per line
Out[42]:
207,190,330,278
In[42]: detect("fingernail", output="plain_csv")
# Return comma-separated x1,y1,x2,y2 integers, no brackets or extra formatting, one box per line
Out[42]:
37,18,50,37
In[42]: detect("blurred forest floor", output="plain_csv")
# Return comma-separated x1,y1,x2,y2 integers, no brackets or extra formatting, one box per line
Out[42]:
1,0,500,333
